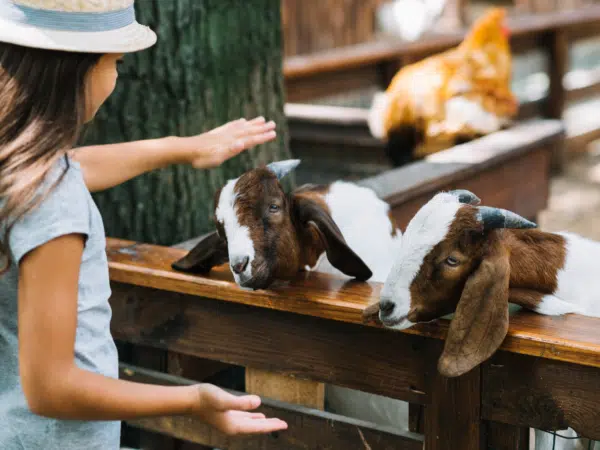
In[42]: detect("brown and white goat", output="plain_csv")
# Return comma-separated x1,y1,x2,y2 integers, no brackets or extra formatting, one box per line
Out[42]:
172,160,409,430
369,189,600,380
172,159,402,289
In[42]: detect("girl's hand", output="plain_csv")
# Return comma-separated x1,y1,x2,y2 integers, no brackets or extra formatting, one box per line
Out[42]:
191,384,288,435
181,117,277,169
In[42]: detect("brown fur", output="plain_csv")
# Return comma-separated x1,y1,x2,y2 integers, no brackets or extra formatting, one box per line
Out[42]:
291,186,330,269
172,168,373,289
438,232,510,377
408,207,487,324
403,205,568,377
505,230,566,298
233,168,303,282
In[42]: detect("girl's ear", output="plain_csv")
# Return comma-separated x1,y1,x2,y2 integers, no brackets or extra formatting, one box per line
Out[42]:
292,194,373,281
437,242,510,378
171,231,229,274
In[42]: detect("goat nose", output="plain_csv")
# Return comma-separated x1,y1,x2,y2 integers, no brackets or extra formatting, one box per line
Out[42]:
380,300,396,317
231,256,249,274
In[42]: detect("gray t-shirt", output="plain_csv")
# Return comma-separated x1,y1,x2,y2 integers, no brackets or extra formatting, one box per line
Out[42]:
0,155,120,449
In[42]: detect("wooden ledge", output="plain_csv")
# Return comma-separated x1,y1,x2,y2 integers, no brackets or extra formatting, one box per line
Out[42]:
107,238,379,325
108,238,600,369
358,119,564,204
284,6,600,79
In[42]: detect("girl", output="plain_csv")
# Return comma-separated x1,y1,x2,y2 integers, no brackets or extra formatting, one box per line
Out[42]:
0,0,288,448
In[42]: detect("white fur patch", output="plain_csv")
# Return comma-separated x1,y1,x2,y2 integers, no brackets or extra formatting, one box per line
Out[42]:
536,295,583,316
367,92,390,139
545,232,600,319
443,97,505,135
381,192,462,325
215,178,256,283
313,181,402,283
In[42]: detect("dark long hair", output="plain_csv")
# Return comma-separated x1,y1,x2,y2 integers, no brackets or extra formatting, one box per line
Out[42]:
0,43,101,272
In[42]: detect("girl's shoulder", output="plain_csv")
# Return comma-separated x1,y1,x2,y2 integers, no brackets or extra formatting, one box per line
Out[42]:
7,154,92,266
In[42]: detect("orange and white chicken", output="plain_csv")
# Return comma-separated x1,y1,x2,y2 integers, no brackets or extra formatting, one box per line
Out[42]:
368,8,519,165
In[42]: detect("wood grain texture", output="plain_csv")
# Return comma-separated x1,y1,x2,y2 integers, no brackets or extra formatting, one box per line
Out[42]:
107,238,600,370
283,8,600,104
109,282,431,404
482,352,600,440
545,29,568,119
409,404,425,434
281,0,384,57
485,421,530,450
288,109,558,189
119,363,424,450
245,367,325,410
284,7,600,80
425,355,482,450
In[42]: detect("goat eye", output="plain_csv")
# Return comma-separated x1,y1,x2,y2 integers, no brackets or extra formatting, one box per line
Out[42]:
445,256,460,267
269,204,280,213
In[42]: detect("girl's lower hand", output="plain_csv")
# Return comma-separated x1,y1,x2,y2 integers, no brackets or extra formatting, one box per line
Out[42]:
180,117,277,169
190,383,288,436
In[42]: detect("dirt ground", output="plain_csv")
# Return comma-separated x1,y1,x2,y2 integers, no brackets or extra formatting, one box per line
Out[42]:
539,142,600,239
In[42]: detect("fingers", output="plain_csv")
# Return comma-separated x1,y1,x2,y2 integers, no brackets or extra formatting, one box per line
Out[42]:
228,411,266,419
226,129,276,157
215,393,261,412
227,417,288,435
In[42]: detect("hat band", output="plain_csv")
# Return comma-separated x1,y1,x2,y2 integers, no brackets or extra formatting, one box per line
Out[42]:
11,3,135,32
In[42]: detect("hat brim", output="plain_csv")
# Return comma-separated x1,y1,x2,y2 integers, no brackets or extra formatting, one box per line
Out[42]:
0,19,157,53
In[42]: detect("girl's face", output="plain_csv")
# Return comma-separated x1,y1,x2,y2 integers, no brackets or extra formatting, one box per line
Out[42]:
85,53,123,122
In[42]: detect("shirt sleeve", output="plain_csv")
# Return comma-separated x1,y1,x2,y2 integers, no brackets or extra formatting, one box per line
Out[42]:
9,159,90,265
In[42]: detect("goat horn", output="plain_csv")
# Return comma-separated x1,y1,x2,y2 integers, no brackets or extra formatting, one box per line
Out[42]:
448,189,481,205
477,206,538,230
266,159,301,180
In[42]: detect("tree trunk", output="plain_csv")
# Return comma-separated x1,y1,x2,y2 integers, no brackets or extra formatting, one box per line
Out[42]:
83,0,292,245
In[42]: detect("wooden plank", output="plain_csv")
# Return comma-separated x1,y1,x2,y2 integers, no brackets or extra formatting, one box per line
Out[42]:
545,30,569,119
109,283,430,405
425,352,482,450
565,67,600,104
358,120,561,218
119,363,424,450
376,144,551,228
482,352,600,440
408,404,424,434
281,0,384,57
283,7,600,80
485,421,530,450
127,347,178,450
107,240,600,370
565,97,600,154
167,352,232,384
284,64,380,103
245,367,325,410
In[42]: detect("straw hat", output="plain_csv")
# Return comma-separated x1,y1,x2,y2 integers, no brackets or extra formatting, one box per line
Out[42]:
0,0,156,53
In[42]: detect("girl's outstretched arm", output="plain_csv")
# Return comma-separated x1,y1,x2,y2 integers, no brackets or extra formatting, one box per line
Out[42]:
72,117,276,192
17,233,287,435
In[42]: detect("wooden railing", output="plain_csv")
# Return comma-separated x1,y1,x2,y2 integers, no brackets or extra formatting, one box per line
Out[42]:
110,118,583,450
108,237,600,449
283,6,600,155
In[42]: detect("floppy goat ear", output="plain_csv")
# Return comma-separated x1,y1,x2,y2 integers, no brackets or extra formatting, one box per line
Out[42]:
438,239,510,378
171,230,229,274
292,195,373,281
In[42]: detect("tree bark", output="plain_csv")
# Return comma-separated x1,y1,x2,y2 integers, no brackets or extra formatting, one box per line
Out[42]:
83,0,292,245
